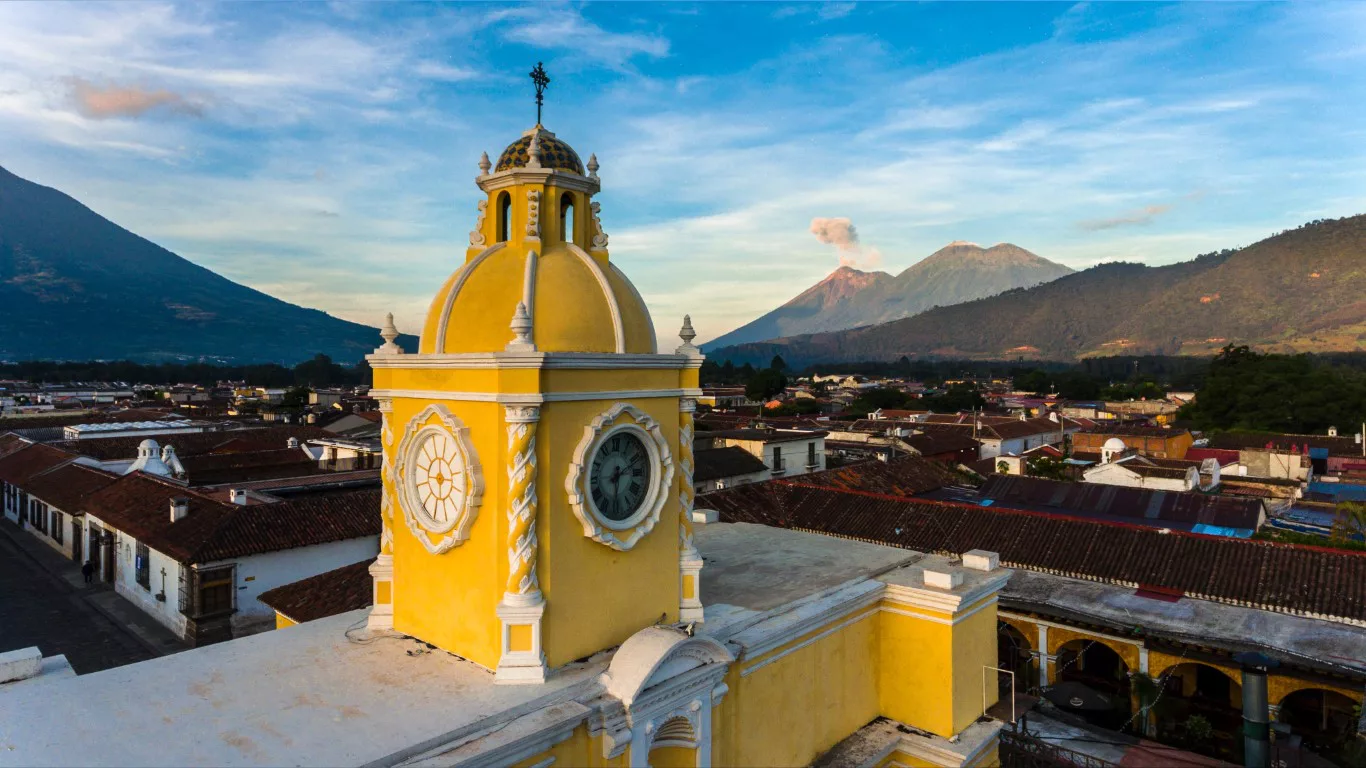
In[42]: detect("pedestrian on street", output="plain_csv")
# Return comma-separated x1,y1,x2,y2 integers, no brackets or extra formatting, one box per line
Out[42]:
81,560,94,584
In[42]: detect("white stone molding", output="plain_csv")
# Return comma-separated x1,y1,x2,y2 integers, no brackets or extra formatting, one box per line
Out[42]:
677,398,704,622
478,167,601,196
369,351,692,370
469,199,488,247
507,302,535,352
369,387,703,405
566,243,625,353
596,626,732,767
587,153,599,179
374,313,404,355
495,599,548,685
590,201,610,251
525,189,541,243
478,150,492,176
522,248,538,343
366,553,394,630
432,242,507,353
675,315,702,358
565,403,675,551
394,404,484,555
504,406,542,600
526,132,542,170
497,404,547,685
379,398,395,447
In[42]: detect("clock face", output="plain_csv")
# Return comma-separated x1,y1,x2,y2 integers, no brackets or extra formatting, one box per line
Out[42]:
589,431,652,522
413,430,467,529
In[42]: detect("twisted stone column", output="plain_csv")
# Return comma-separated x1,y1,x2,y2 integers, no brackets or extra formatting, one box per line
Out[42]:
497,405,547,683
504,406,540,601
678,399,697,550
368,399,395,630
679,398,705,622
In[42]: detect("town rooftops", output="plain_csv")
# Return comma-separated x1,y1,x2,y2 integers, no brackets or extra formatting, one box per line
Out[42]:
980,474,1260,532
1206,431,1364,457
22,463,119,513
82,473,380,564
702,479,1364,625
46,425,335,461
259,559,374,624
697,427,828,442
1080,424,1188,438
787,456,961,498
0,443,75,485
693,446,770,483
901,431,980,458
0,433,32,461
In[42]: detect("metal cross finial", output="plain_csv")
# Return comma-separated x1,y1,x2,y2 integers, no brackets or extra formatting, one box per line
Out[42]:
530,62,550,125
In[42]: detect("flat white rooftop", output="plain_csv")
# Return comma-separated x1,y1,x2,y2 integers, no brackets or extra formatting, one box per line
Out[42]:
0,611,605,767
0,523,981,767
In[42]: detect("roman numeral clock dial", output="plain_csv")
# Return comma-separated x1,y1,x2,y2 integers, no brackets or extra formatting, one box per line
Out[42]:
589,432,650,522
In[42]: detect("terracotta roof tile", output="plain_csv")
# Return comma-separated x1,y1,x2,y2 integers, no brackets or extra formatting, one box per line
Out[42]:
82,473,379,563
23,463,119,512
0,443,75,485
258,559,373,623
702,481,1365,622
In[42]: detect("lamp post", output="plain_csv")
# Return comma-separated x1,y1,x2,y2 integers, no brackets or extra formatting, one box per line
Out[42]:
1234,651,1279,768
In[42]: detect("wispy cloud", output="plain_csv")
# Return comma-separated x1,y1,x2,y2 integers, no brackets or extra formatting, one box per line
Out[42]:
67,78,204,119
1076,204,1174,231
0,2,1362,347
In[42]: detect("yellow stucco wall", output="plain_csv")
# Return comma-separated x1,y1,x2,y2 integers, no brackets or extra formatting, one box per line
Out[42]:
721,610,881,767
388,395,506,670
952,600,1001,734
274,612,296,630
382,365,689,670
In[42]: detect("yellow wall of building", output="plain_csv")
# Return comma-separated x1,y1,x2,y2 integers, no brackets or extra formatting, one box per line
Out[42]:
274,612,296,630
720,610,881,767
388,394,507,670
538,394,682,668
952,600,1001,734
880,606,954,737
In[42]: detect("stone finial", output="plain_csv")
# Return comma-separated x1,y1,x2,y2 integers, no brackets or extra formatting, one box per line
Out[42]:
587,153,599,179
526,132,543,169
507,302,535,352
478,151,491,175
375,312,403,355
675,314,701,356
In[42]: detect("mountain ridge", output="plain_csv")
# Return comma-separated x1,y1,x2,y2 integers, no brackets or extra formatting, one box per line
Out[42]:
707,215,1366,366
0,165,411,364
704,241,1073,348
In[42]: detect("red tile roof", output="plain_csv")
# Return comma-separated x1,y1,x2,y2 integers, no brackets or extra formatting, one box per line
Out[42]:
23,464,119,513
0,443,75,485
702,481,1366,624
694,447,770,483
47,426,334,461
258,559,373,623
0,433,31,460
797,456,962,497
981,475,1260,530
82,473,379,563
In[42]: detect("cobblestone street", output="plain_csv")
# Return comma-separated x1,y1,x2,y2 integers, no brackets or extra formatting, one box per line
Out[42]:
0,521,179,674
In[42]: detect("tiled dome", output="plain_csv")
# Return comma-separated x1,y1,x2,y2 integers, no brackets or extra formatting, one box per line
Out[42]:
495,127,584,175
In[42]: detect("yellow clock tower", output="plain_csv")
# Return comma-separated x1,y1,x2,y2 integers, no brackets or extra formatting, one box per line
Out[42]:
366,92,704,684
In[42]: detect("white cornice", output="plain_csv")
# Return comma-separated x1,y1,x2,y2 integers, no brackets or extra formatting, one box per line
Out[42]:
477,169,601,195
881,570,1010,617
369,388,703,405
367,352,692,370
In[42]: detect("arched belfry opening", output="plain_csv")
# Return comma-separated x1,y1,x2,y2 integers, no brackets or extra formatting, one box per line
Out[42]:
560,191,575,244
497,191,511,243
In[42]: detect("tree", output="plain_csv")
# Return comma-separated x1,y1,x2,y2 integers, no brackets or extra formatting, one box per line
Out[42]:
770,355,787,372
745,368,787,402
848,387,912,414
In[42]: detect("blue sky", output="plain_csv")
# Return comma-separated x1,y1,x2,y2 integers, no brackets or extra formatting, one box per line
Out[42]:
2,2,1364,344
